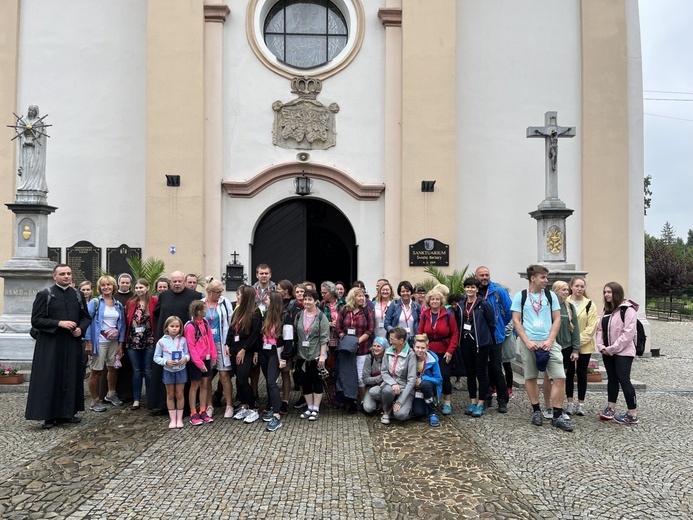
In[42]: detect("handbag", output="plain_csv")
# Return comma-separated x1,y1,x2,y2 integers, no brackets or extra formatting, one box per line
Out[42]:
337,334,359,354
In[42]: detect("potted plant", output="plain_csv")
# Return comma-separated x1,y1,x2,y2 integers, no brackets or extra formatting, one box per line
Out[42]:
0,363,24,384
586,362,602,382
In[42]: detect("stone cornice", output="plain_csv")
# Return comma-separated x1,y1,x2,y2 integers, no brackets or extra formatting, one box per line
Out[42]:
222,162,385,201
204,4,230,23
378,8,402,28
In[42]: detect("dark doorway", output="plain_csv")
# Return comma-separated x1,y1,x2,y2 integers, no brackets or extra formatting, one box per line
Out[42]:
252,198,357,286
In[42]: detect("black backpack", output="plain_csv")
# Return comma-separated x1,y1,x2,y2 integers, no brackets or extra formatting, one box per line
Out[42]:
601,307,646,356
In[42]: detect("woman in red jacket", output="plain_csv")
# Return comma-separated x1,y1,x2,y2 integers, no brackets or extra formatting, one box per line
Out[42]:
124,279,158,410
418,288,459,415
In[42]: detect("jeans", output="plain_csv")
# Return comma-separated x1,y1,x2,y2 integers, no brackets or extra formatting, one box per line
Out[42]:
602,354,637,410
412,380,437,418
127,348,153,402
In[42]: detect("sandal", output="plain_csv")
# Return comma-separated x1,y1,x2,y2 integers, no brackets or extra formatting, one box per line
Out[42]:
308,411,319,421
131,402,140,411
300,410,314,419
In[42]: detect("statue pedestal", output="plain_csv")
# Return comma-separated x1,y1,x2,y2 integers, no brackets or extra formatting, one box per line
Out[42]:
0,202,57,361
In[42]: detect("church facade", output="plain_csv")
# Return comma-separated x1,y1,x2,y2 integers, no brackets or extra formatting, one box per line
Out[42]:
0,0,645,307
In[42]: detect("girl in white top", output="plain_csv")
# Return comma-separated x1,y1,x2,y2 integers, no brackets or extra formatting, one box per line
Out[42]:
374,281,395,339
153,316,189,428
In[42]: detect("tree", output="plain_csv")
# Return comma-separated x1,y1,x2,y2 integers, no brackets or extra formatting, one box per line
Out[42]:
126,257,166,295
422,265,469,296
645,234,693,294
644,174,652,215
661,221,676,245
687,229,693,248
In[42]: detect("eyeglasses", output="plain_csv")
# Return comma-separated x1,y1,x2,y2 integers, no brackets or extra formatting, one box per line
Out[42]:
209,290,223,294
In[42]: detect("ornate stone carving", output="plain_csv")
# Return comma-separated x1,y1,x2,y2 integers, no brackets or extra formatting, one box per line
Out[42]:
547,225,563,254
272,77,339,150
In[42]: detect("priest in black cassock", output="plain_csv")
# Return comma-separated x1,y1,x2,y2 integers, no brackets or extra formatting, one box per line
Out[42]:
25,264,91,429
149,271,203,411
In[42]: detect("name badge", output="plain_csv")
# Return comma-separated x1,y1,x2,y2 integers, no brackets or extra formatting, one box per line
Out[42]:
263,343,273,350
212,328,218,335
378,322,384,328
135,326,144,333
234,335,240,342
347,328,356,335
415,391,424,399
205,354,210,360
463,323,472,331
533,320,543,328
302,340,310,347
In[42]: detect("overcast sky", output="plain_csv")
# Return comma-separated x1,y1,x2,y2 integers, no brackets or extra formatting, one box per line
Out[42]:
640,0,693,240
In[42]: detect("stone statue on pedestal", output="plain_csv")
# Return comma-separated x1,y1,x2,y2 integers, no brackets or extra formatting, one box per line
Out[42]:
9,105,51,204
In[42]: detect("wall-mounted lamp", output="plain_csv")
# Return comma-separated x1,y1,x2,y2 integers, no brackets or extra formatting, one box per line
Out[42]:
166,174,181,187
294,172,313,196
421,180,436,192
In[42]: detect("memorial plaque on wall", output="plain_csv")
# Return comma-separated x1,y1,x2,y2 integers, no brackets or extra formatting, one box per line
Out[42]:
66,241,102,285
409,238,449,266
48,247,61,264
107,244,142,279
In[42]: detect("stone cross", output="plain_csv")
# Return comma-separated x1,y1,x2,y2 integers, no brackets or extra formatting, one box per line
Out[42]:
526,111,575,205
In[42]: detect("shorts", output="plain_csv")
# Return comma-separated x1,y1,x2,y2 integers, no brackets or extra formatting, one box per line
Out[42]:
189,358,213,381
356,354,368,388
90,340,117,371
214,341,232,372
163,369,188,385
518,338,565,380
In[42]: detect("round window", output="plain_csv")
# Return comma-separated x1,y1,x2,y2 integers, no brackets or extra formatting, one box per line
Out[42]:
264,1,348,70
247,0,364,79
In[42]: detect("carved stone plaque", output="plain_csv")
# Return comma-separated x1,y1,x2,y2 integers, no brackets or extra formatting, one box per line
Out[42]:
66,241,101,286
409,238,449,267
272,77,339,150
107,244,141,279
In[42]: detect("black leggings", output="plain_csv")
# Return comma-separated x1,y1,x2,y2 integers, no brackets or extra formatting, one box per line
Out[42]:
232,346,256,409
503,362,513,390
259,347,281,413
563,351,591,400
461,337,489,401
300,359,323,395
487,343,508,401
602,354,637,410
434,350,453,395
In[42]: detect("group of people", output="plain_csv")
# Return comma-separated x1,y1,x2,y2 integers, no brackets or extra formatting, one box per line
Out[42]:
25,262,641,432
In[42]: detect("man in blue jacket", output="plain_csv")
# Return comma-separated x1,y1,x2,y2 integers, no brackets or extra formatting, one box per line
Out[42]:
475,266,512,409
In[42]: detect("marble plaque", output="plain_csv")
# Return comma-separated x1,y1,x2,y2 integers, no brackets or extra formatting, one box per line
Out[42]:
66,241,101,285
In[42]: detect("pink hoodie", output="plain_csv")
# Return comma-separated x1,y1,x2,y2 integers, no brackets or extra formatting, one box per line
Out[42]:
184,318,218,370
596,299,639,357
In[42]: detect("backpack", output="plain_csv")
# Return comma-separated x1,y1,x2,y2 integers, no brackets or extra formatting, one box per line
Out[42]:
621,307,646,356
601,307,646,356
520,288,553,325
185,319,208,343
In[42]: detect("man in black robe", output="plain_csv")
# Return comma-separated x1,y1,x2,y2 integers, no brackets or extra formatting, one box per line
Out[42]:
25,264,91,429
149,270,203,411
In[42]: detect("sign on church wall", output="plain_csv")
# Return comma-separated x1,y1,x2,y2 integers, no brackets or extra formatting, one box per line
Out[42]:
409,238,449,266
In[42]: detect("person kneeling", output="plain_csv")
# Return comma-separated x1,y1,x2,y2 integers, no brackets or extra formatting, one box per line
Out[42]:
411,334,443,427
362,337,387,414
380,327,417,424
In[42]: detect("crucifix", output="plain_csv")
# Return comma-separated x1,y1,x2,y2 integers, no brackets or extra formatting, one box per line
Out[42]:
526,111,575,205
230,250,240,265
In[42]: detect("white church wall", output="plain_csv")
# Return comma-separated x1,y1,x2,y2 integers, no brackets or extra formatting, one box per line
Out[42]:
17,0,147,257
456,0,582,294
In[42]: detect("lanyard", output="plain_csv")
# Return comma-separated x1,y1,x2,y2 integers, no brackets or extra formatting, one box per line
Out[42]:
401,303,412,324
430,311,439,330
482,286,490,300
465,298,476,322
529,293,542,316
263,325,277,345
303,311,316,336
379,301,389,320
206,302,217,329
390,351,399,376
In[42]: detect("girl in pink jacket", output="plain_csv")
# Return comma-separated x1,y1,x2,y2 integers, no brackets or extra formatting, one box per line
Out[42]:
185,300,218,426
596,282,639,425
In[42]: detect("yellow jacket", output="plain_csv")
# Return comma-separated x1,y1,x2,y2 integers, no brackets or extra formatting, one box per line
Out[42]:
566,296,598,354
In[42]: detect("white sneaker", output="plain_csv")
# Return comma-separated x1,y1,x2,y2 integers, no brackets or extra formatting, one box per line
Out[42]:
381,413,390,425
543,408,553,419
206,406,213,419
233,408,251,420
243,410,260,423
561,412,571,421
224,406,234,418
566,402,575,415
576,403,586,416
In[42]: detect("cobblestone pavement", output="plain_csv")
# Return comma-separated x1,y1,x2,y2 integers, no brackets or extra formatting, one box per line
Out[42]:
0,321,691,519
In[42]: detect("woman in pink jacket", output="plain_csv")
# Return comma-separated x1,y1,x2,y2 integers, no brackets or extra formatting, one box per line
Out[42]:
596,282,639,425
185,300,217,426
